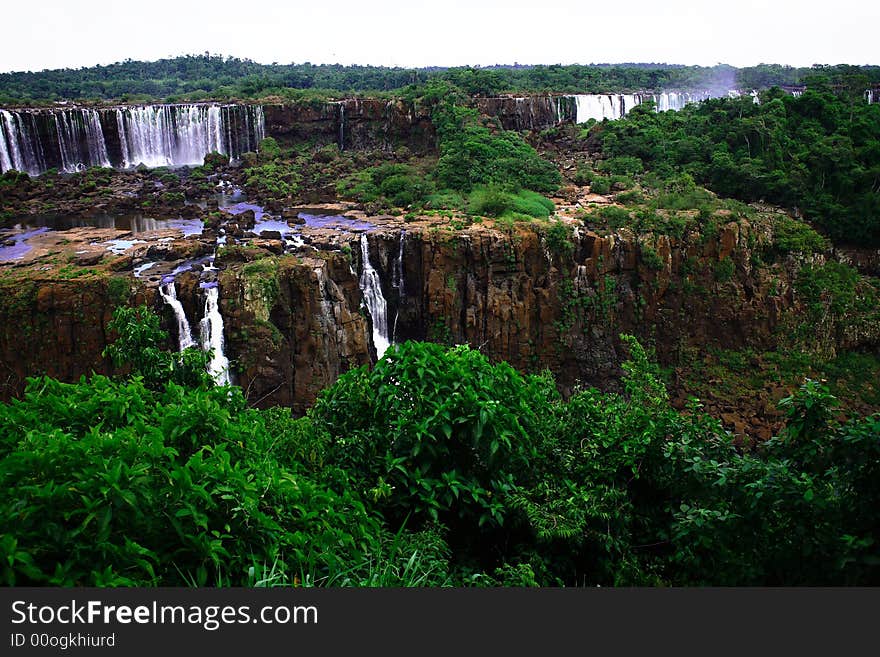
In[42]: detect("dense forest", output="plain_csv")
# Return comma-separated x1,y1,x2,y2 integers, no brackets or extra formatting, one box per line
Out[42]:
1,307,877,586
595,83,880,245
2,54,879,103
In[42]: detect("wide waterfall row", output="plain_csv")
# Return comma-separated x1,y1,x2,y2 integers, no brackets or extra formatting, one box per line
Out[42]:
567,91,714,123
0,104,265,175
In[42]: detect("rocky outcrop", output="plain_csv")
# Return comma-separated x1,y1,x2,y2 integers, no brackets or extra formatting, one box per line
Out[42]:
214,251,371,413
360,220,804,396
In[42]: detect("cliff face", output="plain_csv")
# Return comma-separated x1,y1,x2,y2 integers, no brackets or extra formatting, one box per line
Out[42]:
360,221,794,396
474,96,575,132
216,251,371,414
1,218,877,413
0,277,118,398
263,99,436,153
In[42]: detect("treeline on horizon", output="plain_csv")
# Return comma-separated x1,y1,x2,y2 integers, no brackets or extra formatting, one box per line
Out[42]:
1,54,879,103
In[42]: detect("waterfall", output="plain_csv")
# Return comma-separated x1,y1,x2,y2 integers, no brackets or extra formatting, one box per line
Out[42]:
116,104,226,168
359,234,389,359
159,281,196,351
570,91,716,123
338,102,346,151
0,103,265,175
52,109,111,172
573,94,622,122
391,230,405,344
199,285,231,386
0,109,44,175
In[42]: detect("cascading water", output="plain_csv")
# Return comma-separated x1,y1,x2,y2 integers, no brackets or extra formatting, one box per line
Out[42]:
0,109,45,175
570,91,717,123
391,230,405,344
573,94,624,122
199,284,231,386
116,104,223,168
338,102,346,151
159,281,196,351
54,110,110,172
359,234,390,359
0,103,265,174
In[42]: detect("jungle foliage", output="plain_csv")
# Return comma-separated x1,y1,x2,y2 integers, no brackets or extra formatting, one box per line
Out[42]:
596,86,880,245
2,54,878,104
1,308,878,587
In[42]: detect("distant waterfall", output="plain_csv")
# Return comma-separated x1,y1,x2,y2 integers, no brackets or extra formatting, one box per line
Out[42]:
0,103,265,175
338,102,346,151
570,91,715,123
199,285,231,386
359,234,389,359
159,281,196,351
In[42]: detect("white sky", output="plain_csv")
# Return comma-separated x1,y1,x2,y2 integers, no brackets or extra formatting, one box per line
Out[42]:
3,0,878,74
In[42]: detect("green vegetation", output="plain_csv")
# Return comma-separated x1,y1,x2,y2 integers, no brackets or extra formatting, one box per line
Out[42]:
467,186,554,219
3,55,877,104
243,162,301,202
794,262,879,336
433,104,560,193
1,307,878,586
598,86,880,244
333,101,559,220
337,163,435,210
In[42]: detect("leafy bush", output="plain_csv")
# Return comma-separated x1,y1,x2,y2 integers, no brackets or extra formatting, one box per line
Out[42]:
0,377,381,586
103,306,213,390
257,136,281,160
598,156,644,176
337,163,434,209
714,257,735,282
467,185,554,219
311,341,558,533
772,214,829,255
544,221,575,257
589,177,612,194
243,162,301,200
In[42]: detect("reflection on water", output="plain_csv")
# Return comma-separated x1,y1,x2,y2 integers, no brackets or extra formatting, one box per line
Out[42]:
12,213,203,236
0,227,51,261
299,213,376,232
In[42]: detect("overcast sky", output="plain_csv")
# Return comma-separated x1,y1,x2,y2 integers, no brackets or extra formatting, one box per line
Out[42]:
3,0,878,73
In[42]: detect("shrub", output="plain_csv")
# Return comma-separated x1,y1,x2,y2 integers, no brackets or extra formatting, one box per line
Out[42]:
773,215,829,255
589,177,612,194
714,257,735,282
257,136,281,160
467,185,553,219
311,341,558,532
337,163,434,209
243,162,301,200
544,221,575,257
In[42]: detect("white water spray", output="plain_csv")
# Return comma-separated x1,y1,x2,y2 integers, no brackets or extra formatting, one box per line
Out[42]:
199,286,231,386
359,234,389,359
159,281,196,351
